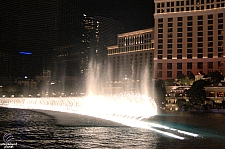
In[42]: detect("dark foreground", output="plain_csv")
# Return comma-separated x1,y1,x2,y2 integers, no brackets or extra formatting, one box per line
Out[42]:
0,107,225,149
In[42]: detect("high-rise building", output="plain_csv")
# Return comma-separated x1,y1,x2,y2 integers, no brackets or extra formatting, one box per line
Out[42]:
52,13,124,94
95,16,124,64
52,0,83,79
154,0,225,80
79,14,99,75
80,14,124,75
108,28,154,92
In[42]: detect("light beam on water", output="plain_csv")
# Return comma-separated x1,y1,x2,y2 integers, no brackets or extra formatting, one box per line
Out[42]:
0,94,199,140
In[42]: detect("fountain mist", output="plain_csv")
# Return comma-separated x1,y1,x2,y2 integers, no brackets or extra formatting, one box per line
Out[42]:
0,59,201,140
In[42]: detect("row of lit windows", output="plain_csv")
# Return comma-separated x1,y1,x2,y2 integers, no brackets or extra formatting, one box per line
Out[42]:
160,29,223,35
110,53,153,60
159,36,223,44
118,33,152,43
159,24,223,31
157,0,225,9
208,92,225,97
157,69,223,78
160,47,224,53
158,36,224,46
158,33,223,39
158,13,223,23
157,53,223,59
159,22,222,28
158,40,223,48
159,27,223,34
156,62,224,78
158,30,223,38
158,22,223,30
156,0,225,13
158,61,223,70
119,39,152,47
157,4,225,13
108,44,154,55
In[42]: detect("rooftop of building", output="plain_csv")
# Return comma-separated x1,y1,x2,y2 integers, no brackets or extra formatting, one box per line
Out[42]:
118,28,154,38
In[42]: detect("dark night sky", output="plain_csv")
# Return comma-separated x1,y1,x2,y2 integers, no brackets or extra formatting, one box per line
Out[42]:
81,0,155,32
0,0,155,77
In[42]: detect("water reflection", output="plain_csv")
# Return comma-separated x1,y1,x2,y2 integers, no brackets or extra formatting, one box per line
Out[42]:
0,108,225,148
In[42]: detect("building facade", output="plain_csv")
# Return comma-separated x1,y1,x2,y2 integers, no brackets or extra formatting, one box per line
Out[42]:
107,28,154,92
154,0,225,80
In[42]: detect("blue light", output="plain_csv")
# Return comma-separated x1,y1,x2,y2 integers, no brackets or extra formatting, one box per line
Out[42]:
19,51,32,55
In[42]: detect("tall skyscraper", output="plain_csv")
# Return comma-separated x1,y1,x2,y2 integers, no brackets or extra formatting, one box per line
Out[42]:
154,0,225,80
95,16,124,64
79,14,124,76
51,12,124,94
52,0,83,79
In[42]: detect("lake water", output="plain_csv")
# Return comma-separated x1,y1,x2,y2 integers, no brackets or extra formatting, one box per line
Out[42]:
0,107,225,149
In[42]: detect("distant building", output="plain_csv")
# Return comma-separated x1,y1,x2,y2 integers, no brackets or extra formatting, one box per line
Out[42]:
95,16,124,65
154,0,225,80
164,78,225,110
165,86,190,103
52,14,124,94
107,28,154,92
205,77,225,104
80,14,124,75
52,1,83,79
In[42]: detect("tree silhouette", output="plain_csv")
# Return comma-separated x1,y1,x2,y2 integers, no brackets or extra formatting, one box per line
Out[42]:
188,80,210,105
188,72,195,80
154,79,166,105
208,71,224,83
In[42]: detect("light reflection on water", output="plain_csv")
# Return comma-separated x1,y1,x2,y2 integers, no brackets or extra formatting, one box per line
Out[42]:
0,107,225,149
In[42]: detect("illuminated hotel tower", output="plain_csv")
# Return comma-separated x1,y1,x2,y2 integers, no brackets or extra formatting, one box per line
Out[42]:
154,0,225,80
107,28,154,91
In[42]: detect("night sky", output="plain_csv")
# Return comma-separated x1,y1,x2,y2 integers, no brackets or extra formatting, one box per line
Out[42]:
81,0,155,32
0,0,155,77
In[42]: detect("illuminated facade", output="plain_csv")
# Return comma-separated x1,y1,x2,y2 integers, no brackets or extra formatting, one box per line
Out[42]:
107,28,154,90
154,0,225,80
80,14,99,74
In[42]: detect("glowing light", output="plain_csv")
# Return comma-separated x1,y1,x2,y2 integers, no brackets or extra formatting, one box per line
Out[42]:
0,93,157,120
19,51,32,55
0,95,200,140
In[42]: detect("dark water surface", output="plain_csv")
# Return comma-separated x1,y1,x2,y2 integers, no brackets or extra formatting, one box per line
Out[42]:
0,107,225,149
